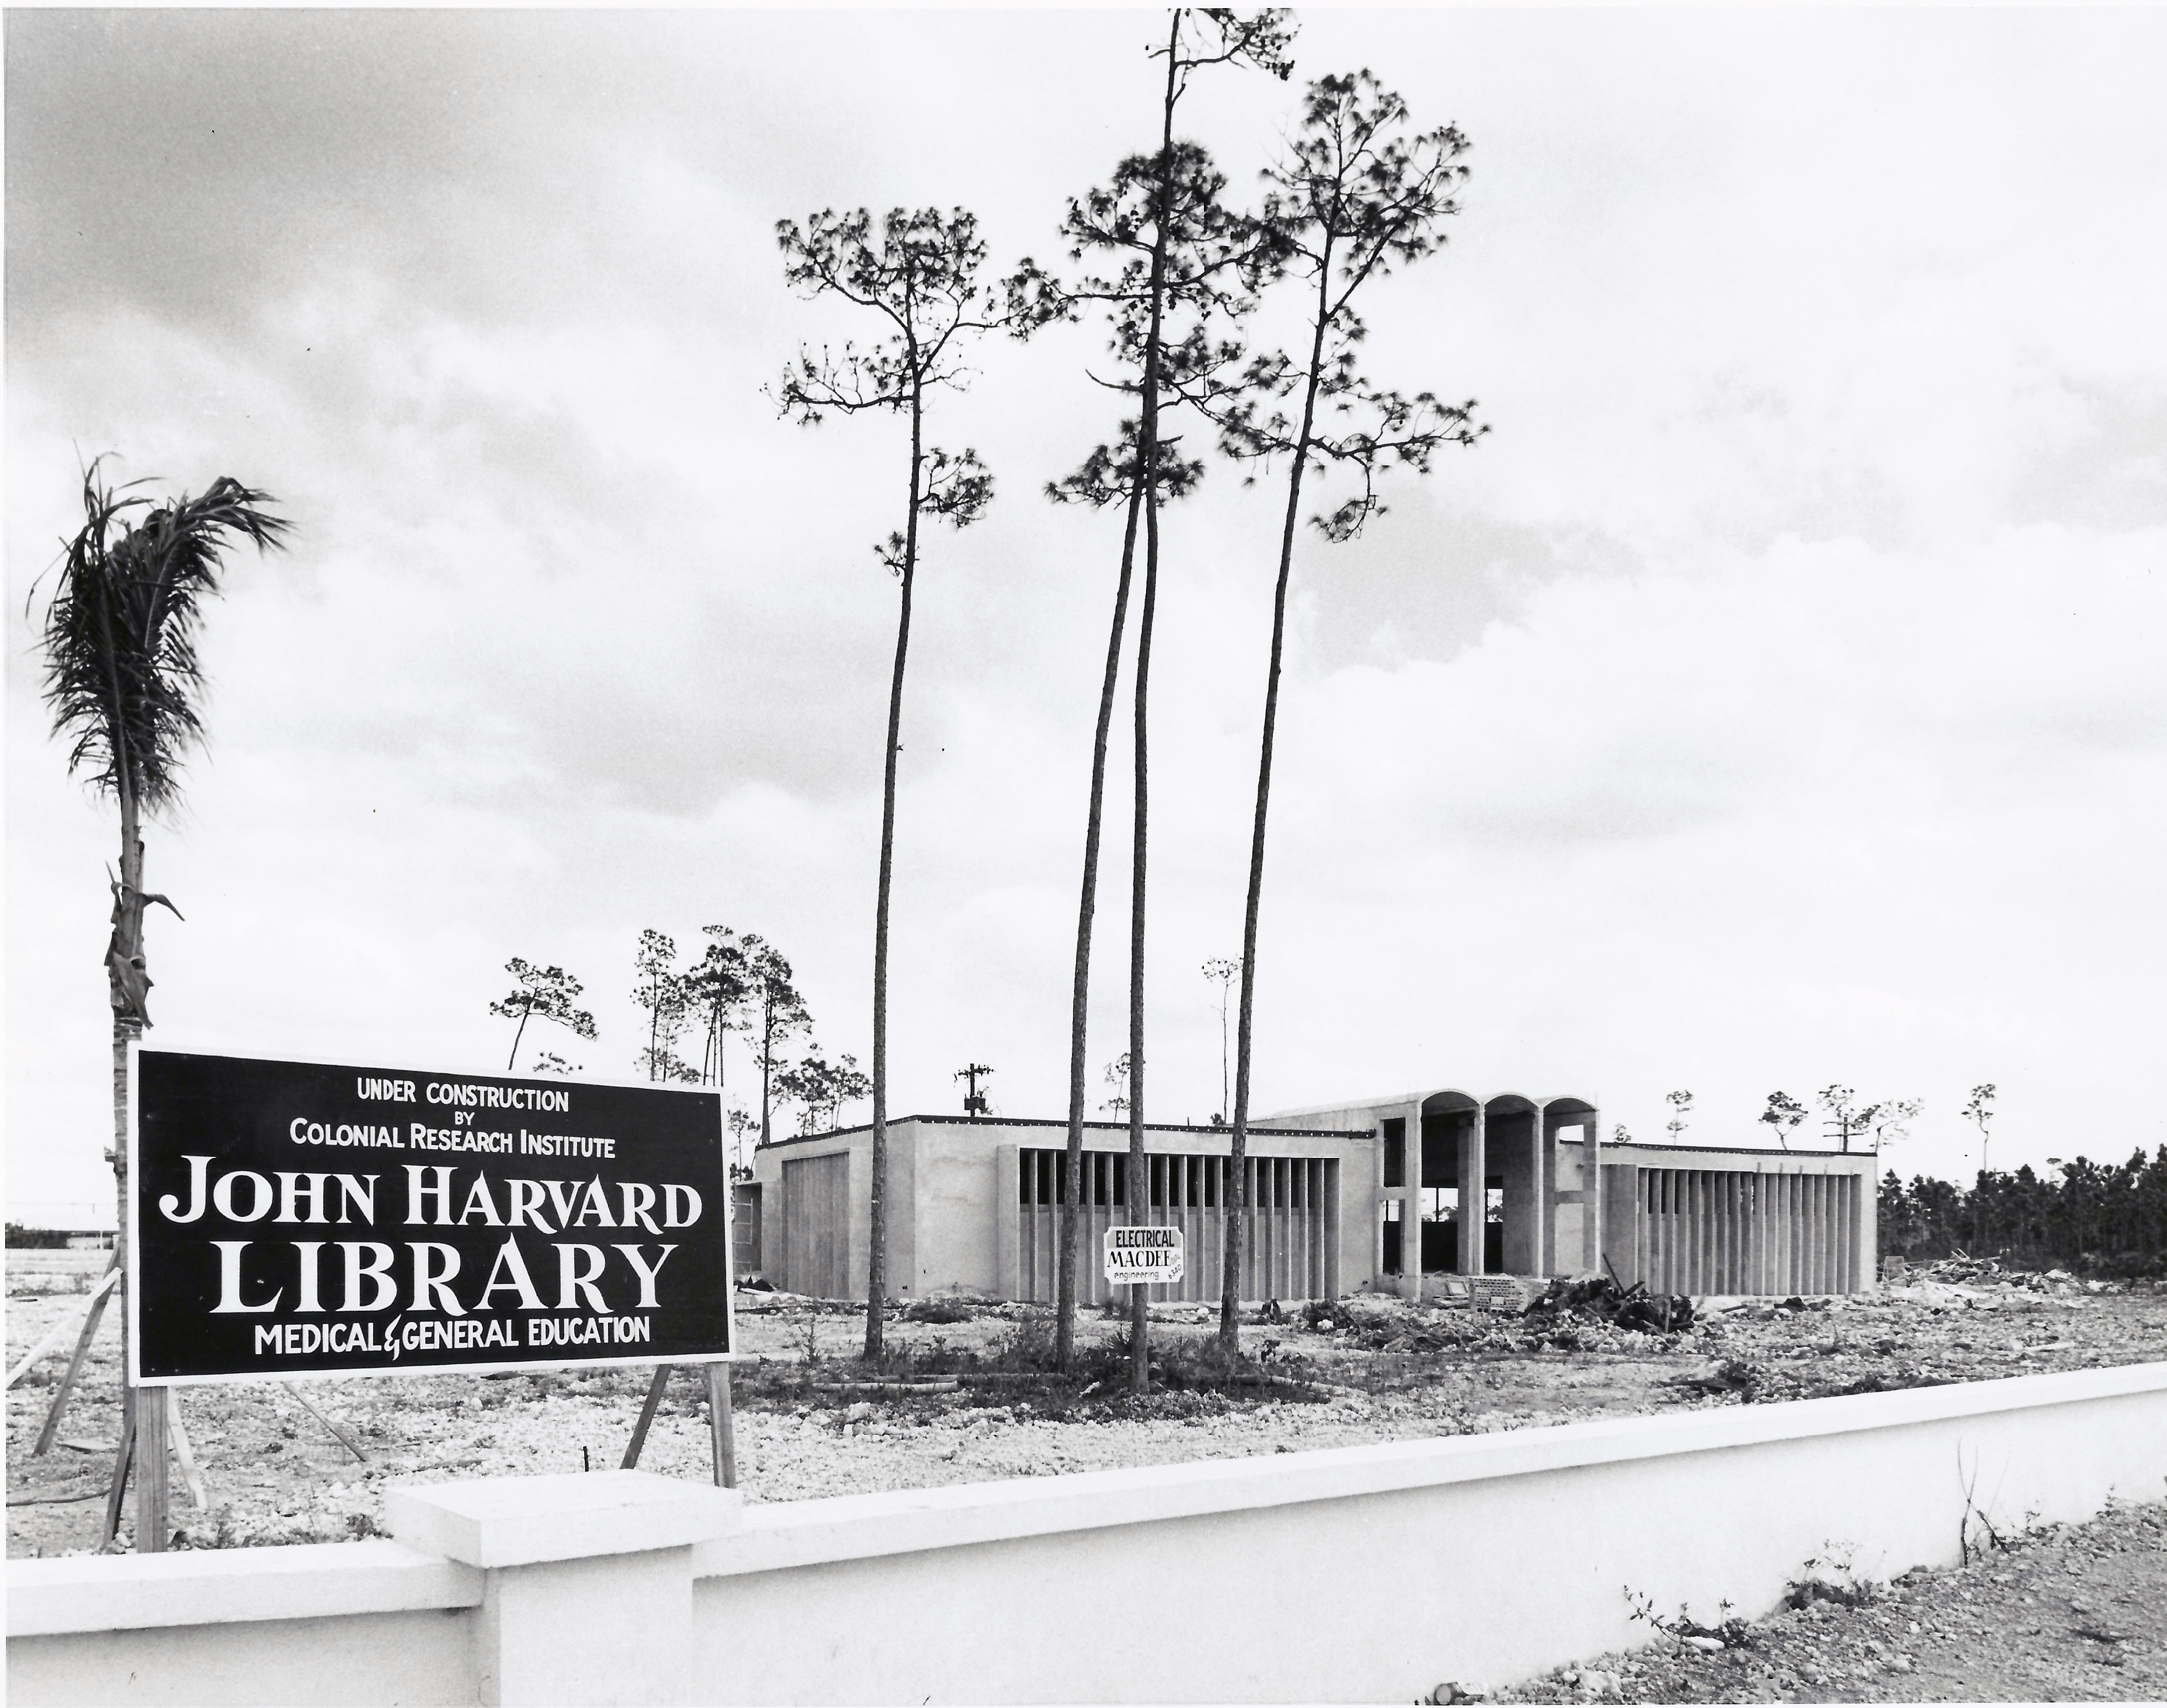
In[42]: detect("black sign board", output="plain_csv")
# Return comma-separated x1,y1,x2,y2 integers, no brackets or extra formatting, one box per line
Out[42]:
129,1049,733,1385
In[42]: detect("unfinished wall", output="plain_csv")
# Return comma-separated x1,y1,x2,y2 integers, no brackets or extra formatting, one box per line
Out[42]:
756,1117,1371,1303
1598,1149,1878,1295
912,1122,1002,1295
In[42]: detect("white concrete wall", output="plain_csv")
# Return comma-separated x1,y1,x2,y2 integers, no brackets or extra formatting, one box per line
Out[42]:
755,1117,1373,1301
912,1121,1004,1295
8,1540,483,1705
17,1365,2166,1706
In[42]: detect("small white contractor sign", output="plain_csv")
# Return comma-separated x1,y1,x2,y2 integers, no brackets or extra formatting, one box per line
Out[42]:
1104,1224,1183,1286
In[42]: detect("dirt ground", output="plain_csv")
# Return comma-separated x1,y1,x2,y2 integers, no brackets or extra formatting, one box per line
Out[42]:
1494,1493,2167,1705
12,1256,2165,1572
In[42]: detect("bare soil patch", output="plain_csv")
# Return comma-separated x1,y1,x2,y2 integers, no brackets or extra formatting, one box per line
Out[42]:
10,1262,2165,1563
1495,1493,2167,1704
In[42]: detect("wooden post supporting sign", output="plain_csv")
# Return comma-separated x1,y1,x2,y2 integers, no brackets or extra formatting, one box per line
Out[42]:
134,1385,170,1552
708,1363,737,1489
620,1362,737,1489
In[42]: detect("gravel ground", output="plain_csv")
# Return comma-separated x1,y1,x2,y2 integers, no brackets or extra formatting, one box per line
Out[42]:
1494,1493,2167,1704
10,1265,2166,1569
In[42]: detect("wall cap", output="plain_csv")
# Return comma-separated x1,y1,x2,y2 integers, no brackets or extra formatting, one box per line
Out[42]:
693,1359,2167,1577
389,1469,741,1567
7,1538,480,1638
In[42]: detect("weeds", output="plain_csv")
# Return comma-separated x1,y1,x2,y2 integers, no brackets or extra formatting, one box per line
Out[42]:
1623,1586,1751,1648
1783,1542,1882,1609
1956,1448,2043,1564
897,1295,978,1325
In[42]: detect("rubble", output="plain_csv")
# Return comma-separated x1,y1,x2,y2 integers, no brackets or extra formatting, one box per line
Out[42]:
1523,1274,1697,1336
1496,1496,2167,1703
1901,1255,2126,1295
11,1263,2165,1559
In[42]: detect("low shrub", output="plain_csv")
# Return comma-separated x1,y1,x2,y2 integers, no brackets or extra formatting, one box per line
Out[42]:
898,1295,979,1325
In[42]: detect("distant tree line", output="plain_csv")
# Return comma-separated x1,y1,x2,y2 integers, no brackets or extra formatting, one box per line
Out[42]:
1880,1150,2167,1276
490,926,870,1166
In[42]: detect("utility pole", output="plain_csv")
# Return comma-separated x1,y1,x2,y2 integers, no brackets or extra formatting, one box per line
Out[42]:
955,1062,995,1117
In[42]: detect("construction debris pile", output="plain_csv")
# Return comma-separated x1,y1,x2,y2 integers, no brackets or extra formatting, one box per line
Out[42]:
1878,1256,2142,1315
1888,1255,2127,1294
1522,1275,1698,1336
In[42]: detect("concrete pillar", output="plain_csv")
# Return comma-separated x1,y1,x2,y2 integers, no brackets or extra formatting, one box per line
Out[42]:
1580,1115,1603,1275
1400,1100,1425,1303
389,1471,741,1707
1856,1160,1878,1293
1530,1105,1551,1277
994,1144,1020,1302
1461,1104,1487,1277
1372,1121,1388,1286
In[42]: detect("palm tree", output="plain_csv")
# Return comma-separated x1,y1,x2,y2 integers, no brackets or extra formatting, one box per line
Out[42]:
35,457,289,1535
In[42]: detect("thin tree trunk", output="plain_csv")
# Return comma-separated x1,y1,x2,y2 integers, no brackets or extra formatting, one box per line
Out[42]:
1220,257,1331,1353
1121,0,1181,1396
1220,986,1230,1124
507,1003,529,1072
1057,480,1146,1371
760,1000,773,1148
110,787,146,1540
867,386,925,1361
1128,455,1161,1393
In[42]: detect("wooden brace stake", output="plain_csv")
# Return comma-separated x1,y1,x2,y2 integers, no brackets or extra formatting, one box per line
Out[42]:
283,1383,369,1463
621,1365,671,1470
33,1252,123,1455
168,1388,209,1509
102,1400,136,1547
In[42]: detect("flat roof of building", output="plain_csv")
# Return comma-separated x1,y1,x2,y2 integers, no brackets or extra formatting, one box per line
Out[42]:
758,1116,1869,1162
1565,1137,1873,1160
762,1114,1364,1151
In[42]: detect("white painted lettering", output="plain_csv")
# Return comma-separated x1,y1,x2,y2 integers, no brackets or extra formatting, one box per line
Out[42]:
617,1181,661,1234
554,1243,609,1312
612,1243,678,1309
404,1164,456,1225
663,1184,703,1228
157,1155,213,1223
210,1241,283,1313
409,1242,467,1315
477,1237,546,1311
339,1241,398,1312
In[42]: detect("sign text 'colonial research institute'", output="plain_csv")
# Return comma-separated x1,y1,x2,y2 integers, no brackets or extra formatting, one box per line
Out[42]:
130,1050,732,1385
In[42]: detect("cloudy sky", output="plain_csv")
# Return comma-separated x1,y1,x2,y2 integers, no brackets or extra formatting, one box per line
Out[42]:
8,6,2164,1222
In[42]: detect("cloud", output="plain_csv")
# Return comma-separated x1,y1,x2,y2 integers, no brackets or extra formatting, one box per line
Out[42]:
10,9,2167,1215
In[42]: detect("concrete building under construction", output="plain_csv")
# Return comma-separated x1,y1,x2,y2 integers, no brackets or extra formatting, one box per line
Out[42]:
743,1084,1878,1303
